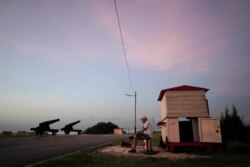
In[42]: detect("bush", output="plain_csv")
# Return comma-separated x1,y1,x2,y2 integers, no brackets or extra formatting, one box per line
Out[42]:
83,122,119,134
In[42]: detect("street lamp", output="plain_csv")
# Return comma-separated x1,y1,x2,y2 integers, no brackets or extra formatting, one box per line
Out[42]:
125,91,137,135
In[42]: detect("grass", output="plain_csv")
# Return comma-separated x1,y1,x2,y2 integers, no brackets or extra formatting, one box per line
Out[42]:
151,132,162,146
36,148,143,167
227,141,250,153
35,150,250,167
35,133,250,167
130,132,161,146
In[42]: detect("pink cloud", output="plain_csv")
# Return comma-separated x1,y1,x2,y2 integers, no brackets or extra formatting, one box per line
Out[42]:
1,0,245,71
90,0,232,73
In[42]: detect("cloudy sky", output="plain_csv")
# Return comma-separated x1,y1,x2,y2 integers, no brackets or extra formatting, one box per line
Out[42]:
0,0,249,131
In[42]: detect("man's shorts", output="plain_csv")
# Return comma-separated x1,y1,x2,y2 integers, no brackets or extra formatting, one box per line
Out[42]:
136,132,151,140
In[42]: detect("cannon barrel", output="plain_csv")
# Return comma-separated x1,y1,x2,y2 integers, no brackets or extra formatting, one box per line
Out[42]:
40,119,60,125
61,120,81,130
65,120,81,127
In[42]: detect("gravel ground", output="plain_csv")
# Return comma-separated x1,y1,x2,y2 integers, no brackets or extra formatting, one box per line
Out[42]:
99,145,210,160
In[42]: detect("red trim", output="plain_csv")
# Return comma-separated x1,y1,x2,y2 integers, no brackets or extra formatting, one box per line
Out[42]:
167,142,213,152
158,85,209,101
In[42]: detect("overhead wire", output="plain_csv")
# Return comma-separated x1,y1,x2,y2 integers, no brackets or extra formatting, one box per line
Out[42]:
113,0,134,92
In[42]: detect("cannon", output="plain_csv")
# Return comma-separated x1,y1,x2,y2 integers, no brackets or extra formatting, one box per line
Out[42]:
61,120,82,135
31,119,60,135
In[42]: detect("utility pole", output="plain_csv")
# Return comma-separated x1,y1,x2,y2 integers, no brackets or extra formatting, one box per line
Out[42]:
125,91,137,135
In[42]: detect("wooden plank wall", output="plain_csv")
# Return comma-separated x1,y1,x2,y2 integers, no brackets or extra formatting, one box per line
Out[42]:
161,122,167,143
165,90,209,118
166,118,180,142
160,94,167,119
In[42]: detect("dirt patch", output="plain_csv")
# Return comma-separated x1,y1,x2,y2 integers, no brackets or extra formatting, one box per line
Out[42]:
99,146,209,160
136,162,165,167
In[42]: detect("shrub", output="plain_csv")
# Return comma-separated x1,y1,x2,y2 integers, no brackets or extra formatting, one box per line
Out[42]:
83,122,119,134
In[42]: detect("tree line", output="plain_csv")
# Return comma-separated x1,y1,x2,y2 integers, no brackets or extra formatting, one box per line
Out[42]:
220,105,250,144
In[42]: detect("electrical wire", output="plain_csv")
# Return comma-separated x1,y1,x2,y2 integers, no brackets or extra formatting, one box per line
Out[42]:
114,0,134,92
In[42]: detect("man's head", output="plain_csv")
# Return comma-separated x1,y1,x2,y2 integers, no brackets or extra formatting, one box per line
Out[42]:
140,116,148,123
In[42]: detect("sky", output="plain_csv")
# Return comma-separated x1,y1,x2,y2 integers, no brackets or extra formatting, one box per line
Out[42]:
0,0,250,132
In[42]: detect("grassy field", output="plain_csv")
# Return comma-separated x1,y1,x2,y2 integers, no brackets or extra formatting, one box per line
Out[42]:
35,133,250,167
35,151,250,167
35,149,250,167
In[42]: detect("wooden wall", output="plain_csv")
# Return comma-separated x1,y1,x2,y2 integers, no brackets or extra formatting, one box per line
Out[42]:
166,118,180,142
114,128,123,135
160,94,167,119
164,90,209,118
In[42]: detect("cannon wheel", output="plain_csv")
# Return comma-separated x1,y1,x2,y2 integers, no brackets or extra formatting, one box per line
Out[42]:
64,130,70,135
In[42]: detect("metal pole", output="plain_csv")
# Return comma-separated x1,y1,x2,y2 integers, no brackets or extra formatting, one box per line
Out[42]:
134,91,137,135
152,117,154,133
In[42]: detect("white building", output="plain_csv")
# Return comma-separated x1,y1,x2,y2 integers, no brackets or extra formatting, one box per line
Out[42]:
157,85,222,152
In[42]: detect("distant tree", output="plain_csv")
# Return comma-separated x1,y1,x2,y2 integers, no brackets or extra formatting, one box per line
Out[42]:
220,105,246,143
231,105,244,133
83,122,119,134
220,106,230,139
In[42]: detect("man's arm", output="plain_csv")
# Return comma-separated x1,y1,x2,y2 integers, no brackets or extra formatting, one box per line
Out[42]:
141,122,148,132
141,127,147,132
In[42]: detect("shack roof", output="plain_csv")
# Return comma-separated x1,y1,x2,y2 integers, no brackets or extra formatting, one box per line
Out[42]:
157,85,209,101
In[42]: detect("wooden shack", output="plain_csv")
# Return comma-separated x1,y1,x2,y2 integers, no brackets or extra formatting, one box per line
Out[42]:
157,85,221,152
114,128,123,135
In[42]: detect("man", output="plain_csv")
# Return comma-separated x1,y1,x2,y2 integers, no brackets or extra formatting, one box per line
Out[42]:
128,116,153,153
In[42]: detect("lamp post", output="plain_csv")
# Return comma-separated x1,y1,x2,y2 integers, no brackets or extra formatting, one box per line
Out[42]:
125,91,137,135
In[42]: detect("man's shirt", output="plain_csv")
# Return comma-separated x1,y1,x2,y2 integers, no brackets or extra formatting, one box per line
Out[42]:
143,120,153,138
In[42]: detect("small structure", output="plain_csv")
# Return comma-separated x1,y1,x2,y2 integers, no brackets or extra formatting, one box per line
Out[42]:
16,131,33,136
114,128,123,135
157,85,221,152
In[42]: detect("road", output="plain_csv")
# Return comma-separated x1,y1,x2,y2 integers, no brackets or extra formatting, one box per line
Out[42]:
0,134,129,167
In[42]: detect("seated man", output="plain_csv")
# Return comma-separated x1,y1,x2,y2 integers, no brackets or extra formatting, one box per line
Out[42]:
129,116,153,153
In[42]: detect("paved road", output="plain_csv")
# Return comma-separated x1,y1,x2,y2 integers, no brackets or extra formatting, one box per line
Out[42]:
0,135,129,167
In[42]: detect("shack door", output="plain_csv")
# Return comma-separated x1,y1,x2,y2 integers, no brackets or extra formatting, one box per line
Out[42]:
198,118,222,143
179,120,194,142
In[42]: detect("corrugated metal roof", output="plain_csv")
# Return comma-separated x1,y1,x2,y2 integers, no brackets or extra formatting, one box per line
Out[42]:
157,85,209,101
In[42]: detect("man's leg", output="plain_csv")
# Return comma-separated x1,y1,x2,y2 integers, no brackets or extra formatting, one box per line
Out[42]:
132,135,138,150
145,139,151,151
129,132,150,153
129,132,144,152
